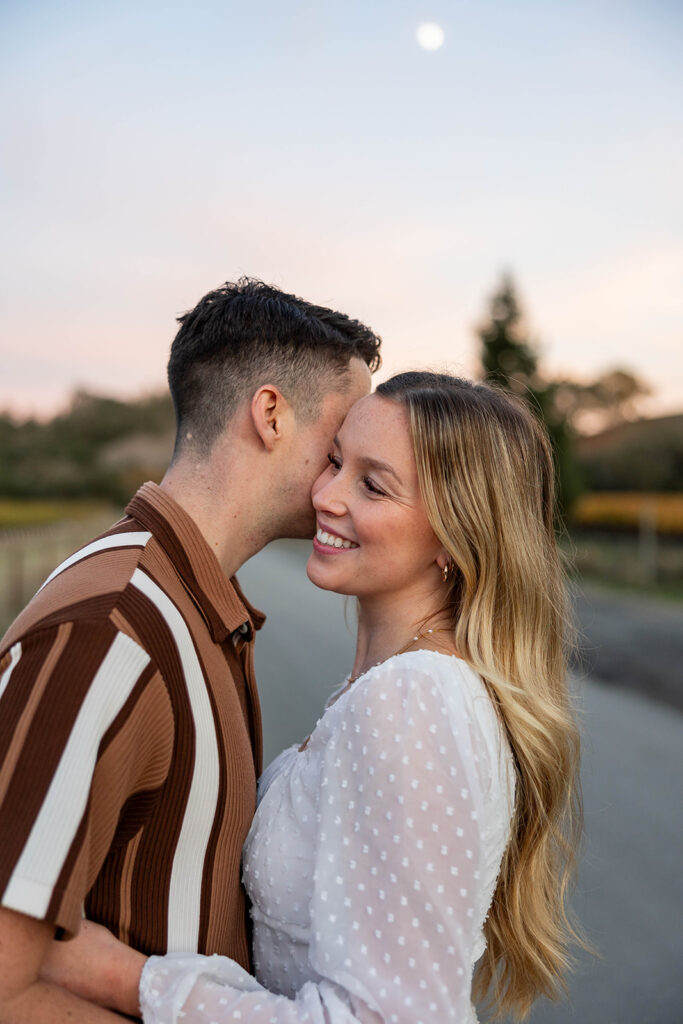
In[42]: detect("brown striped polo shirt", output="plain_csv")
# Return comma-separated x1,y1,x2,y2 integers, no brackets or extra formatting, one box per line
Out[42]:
0,482,264,968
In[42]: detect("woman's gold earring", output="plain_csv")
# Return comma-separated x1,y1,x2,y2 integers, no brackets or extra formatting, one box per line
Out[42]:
442,563,452,583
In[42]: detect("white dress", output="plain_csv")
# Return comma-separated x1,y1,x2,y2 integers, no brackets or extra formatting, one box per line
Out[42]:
140,651,515,1024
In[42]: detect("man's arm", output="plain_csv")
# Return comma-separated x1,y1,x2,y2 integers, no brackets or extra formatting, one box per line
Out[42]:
0,907,132,1023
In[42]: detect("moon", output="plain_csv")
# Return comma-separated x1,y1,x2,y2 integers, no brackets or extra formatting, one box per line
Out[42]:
416,22,445,51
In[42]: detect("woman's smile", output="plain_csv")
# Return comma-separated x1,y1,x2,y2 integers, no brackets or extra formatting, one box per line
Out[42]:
313,523,359,552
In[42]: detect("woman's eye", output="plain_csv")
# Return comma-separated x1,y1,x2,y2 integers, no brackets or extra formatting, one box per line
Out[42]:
327,453,341,470
363,476,385,496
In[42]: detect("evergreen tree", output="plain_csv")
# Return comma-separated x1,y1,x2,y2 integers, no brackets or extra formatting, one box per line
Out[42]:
478,274,539,391
476,274,583,516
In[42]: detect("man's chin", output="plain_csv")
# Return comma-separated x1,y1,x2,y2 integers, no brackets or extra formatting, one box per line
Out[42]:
280,509,317,541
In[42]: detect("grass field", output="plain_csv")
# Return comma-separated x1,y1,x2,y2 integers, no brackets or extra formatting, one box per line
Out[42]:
0,505,120,633
0,499,118,531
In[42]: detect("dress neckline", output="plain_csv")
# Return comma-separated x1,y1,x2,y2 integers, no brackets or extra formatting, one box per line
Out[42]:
340,647,465,693
297,650,469,755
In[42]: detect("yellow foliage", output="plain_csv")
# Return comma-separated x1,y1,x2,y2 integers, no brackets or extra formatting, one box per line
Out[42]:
571,493,683,534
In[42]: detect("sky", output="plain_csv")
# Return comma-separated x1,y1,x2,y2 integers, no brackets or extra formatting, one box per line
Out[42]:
1,0,682,421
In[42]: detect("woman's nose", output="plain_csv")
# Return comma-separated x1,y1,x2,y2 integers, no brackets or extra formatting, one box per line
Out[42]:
312,471,347,516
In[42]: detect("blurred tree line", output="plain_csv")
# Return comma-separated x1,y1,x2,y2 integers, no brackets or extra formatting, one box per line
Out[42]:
475,274,682,514
1,277,681,511
0,391,174,504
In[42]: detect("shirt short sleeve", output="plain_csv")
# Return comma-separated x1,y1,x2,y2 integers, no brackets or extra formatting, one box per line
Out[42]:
0,618,169,934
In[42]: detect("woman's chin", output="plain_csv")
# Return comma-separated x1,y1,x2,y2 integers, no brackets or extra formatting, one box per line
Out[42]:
306,553,353,595
306,555,334,591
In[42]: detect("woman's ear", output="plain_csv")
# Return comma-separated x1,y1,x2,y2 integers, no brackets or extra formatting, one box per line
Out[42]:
435,548,451,573
250,385,291,451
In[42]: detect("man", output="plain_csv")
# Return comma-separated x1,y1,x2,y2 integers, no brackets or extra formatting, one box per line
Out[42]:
0,278,380,1022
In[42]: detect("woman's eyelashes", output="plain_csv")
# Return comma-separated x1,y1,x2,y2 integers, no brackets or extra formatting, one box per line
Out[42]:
326,453,386,497
362,476,385,496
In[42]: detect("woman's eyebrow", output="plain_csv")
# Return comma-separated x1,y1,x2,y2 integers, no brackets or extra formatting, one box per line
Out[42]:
360,456,403,486
333,437,403,487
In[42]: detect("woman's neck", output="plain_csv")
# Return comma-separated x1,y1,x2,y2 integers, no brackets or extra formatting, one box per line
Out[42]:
351,589,454,682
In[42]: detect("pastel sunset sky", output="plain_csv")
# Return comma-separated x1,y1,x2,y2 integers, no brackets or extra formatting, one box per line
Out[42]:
2,0,682,419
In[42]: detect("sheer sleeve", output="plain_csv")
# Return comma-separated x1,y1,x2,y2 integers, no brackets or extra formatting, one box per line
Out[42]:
141,656,494,1024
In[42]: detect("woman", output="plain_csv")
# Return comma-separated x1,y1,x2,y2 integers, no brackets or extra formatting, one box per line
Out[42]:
44,372,583,1022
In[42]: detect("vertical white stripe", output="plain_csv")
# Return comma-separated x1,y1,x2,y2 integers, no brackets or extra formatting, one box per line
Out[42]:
130,568,221,953
38,532,152,593
2,633,150,919
0,642,22,704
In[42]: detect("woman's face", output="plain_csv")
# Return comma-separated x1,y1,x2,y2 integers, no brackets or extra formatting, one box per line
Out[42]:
307,393,445,602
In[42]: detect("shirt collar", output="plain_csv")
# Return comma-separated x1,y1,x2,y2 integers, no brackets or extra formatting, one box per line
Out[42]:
125,482,265,643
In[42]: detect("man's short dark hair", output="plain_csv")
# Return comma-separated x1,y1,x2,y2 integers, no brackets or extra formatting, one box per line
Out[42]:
167,277,382,457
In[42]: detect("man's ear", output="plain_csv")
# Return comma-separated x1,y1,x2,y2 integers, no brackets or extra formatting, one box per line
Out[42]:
250,385,292,451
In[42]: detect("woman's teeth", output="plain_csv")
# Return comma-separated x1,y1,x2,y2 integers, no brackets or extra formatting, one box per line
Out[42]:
316,528,357,550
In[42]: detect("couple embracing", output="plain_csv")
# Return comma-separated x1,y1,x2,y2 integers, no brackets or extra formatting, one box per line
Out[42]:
0,279,582,1023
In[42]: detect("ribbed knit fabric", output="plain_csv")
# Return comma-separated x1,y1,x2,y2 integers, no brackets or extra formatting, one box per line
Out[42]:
0,483,264,967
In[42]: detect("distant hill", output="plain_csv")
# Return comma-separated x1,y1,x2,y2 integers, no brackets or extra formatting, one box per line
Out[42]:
577,413,683,492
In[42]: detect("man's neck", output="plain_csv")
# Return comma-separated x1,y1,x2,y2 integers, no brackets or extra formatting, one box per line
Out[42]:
159,458,271,579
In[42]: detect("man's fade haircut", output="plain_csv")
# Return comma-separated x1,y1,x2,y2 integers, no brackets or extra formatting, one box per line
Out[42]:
168,277,382,457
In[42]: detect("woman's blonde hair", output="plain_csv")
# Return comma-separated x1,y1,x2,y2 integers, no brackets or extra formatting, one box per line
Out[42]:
376,371,583,1020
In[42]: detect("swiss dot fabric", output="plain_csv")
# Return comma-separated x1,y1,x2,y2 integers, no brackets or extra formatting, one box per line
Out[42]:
140,651,515,1024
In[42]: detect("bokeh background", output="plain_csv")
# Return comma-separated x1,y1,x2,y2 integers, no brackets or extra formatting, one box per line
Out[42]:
1,2,681,1022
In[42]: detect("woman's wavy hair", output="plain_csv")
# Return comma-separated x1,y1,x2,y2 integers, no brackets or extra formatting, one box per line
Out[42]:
376,371,584,1020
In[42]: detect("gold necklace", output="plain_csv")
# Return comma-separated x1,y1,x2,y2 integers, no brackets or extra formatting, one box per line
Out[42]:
348,626,454,685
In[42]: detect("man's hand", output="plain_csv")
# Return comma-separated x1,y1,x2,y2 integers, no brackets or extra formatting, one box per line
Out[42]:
40,919,145,1017
0,906,132,1022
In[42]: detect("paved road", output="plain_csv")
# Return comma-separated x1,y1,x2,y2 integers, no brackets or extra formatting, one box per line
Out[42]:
573,584,683,712
239,541,683,1024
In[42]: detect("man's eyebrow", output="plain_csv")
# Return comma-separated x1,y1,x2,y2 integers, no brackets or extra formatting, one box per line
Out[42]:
333,437,403,487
